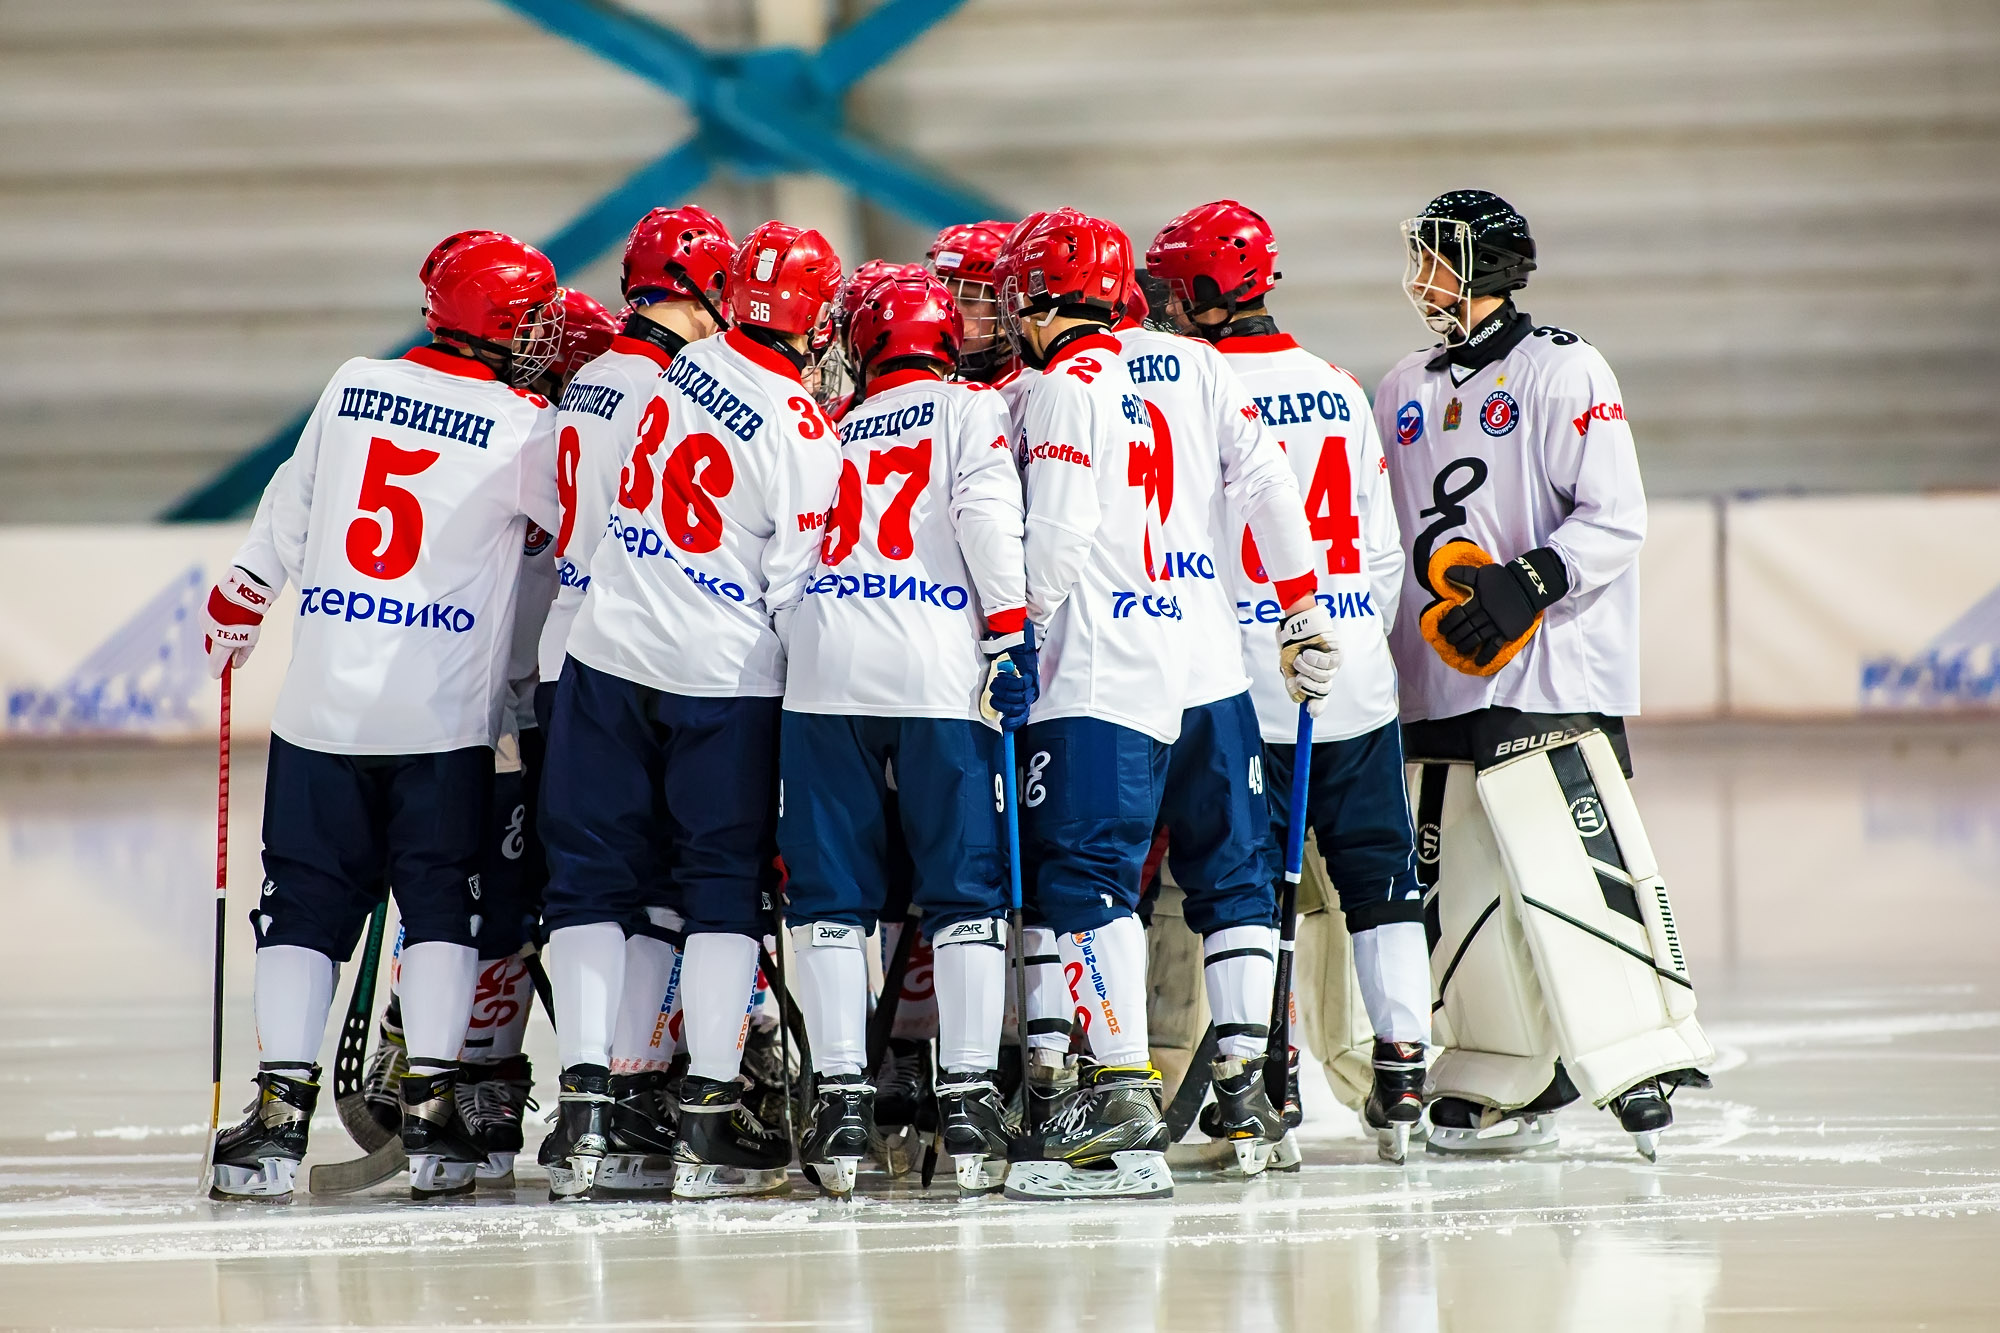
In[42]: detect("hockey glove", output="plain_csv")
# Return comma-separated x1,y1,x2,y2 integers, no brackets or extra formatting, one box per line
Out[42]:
980,618,1039,731
1277,600,1341,716
203,565,275,678
1423,542,1568,675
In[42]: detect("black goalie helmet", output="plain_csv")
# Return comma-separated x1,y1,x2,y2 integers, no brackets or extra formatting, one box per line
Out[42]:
1401,190,1537,340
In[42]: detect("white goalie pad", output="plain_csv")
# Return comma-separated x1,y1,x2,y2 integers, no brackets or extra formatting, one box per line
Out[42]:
1412,760,1560,1110
1475,731,1714,1105
1293,834,1376,1114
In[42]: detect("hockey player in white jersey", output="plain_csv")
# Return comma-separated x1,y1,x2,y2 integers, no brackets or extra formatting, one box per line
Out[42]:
1114,229,1332,1174
927,220,1018,388
1149,201,1432,1163
200,232,565,1201
536,221,845,1200
778,272,1030,1197
1378,190,1713,1159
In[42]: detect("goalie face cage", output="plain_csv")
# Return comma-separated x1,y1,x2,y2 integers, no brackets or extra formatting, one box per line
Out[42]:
1401,216,1475,342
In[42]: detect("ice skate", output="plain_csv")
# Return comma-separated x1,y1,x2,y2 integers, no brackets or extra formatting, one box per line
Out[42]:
1004,1064,1174,1200
1195,1054,1286,1176
1019,1046,1078,1134
592,1069,680,1197
1363,1041,1426,1165
672,1074,791,1199
209,1067,319,1202
460,1054,533,1187
359,998,407,1141
936,1071,1010,1193
800,1074,873,1199
1610,1076,1672,1161
398,1067,484,1199
740,1020,790,1137
538,1064,612,1200
870,1037,933,1177
1425,1095,1558,1155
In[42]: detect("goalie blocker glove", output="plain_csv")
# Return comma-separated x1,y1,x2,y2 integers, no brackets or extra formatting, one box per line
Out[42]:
1439,548,1569,668
1276,601,1340,714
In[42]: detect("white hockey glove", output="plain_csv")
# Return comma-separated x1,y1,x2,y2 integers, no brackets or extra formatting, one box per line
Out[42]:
1277,601,1340,716
203,565,274,678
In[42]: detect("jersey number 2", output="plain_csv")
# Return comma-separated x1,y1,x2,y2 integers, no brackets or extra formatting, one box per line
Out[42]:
346,435,439,580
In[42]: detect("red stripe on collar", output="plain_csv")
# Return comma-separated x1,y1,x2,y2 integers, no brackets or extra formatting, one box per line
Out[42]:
402,345,497,381
1216,333,1300,354
1044,331,1124,370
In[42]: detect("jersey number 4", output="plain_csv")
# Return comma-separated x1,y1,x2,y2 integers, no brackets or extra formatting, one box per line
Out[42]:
346,435,439,580
619,397,733,554
822,438,933,565
1241,435,1359,581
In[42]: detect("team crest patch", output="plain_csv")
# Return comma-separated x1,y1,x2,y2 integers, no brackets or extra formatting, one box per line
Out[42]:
1443,397,1462,431
1395,400,1424,445
1480,390,1519,437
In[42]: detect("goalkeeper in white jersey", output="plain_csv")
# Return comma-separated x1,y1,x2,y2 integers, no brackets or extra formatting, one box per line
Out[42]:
1377,190,1713,1160
199,232,565,1201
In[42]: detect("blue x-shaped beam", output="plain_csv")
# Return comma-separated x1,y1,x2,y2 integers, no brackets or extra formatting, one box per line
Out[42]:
167,0,1004,520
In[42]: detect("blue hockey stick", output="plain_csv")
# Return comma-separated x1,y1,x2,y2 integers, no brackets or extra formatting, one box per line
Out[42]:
1264,701,1314,1108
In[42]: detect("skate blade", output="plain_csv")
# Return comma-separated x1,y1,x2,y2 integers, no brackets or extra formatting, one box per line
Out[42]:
1632,1130,1660,1163
1425,1112,1557,1156
871,1125,919,1177
1002,1151,1174,1201
804,1156,860,1199
1229,1137,1275,1178
1376,1122,1412,1166
545,1152,604,1201
671,1162,790,1200
208,1157,299,1202
1269,1131,1303,1173
408,1154,479,1199
951,1153,1008,1194
475,1153,516,1187
590,1154,679,1198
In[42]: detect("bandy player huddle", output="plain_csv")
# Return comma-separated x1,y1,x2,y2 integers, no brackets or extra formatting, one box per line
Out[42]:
199,190,1713,1205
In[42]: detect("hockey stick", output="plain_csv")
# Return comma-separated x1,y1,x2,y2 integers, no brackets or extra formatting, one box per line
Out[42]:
199,664,231,1193
866,905,922,1075
331,902,393,1152
1265,702,1314,1110
1161,1025,1222,1143
308,1134,406,1195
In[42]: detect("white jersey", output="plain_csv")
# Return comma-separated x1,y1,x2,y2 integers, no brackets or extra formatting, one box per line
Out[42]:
1374,313,1645,721
231,347,560,755
1018,331,1188,744
1220,333,1404,743
783,370,1026,721
508,532,558,734
535,333,686,682
1117,328,1317,712
564,329,844,698
991,363,1038,431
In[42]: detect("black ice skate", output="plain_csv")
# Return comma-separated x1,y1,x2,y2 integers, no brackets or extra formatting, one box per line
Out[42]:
356,999,406,1147
537,1064,612,1201
1004,1064,1173,1200
1610,1076,1673,1162
398,1066,485,1199
800,1073,873,1198
1425,1096,1558,1155
740,1020,790,1136
593,1069,680,1197
1363,1041,1426,1165
672,1074,791,1199
460,1054,533,1187
936,1071,1011,1193
870,1037,934,1177
1021,1046,1078,1134
209,1065,320,1202
1196,1053,1287,1176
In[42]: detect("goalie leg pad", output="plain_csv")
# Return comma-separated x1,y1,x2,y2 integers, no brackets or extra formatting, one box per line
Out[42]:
1414,760,1560,1110
1292,837,1378,1115
1475,733,1714,1106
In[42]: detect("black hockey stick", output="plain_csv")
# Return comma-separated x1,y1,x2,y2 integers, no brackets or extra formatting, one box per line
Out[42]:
867,905,922,1076
1265,703,1315,1110
332,902,392,1152
200,665,232,1193
525,951,556,1023
1162,1024,1222,1143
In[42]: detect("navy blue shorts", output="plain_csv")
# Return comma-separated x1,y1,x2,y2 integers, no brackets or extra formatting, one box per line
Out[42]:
777,713,1005,936
256,736,492,959
539,657,778,938
1159,693,1279,937
1262,719,1423,932
1019,716,1170,935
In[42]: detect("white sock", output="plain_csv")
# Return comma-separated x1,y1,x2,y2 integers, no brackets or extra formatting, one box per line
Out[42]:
399,940,480,1067
934,936,1005,1074
789,922,867,1076
1354,920,1432,1045
611,929,681,1074
1203,924,1278,1061
681,932,760,1083
253,944,336,1071
548,921,625,1070
462,955,534,1063
1021,925,1071,1055
1059,914,1149,1066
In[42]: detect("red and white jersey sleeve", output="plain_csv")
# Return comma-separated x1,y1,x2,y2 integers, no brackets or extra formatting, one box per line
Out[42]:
563,329,844,698
534,336,682,682
1019,333,1189,744
230,347,560,755
1375,321,1645,721
508,532,558,733
783,372,1025,721
1222,335,1403,743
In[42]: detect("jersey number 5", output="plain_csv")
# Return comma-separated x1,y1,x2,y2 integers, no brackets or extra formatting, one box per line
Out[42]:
346,435,439,580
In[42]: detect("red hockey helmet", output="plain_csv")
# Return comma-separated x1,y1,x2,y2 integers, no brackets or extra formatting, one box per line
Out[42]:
552,288,618,381
994,208,1134,330
847,273,964,377
926,220,1014,287
422,232,564,387
838,260,927,332
1145,200,1281,318
622,204,734,313
729,223,844,336
420,230,507,288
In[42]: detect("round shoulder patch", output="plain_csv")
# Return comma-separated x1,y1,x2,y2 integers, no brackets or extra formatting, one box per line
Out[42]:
1480,390,1519,437
1395,399,1424,446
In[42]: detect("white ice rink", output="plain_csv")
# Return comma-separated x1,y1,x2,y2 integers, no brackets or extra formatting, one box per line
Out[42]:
3,721,1999,1330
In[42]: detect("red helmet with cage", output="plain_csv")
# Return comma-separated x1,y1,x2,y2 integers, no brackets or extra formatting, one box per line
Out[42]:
622,205,734,312
552,289,618,382
838,260,927,332
421,232,564,387
729,223,844,336
927,220,1014,287
1144,200,1281,319
994,208,1134,326
847,274,964,377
